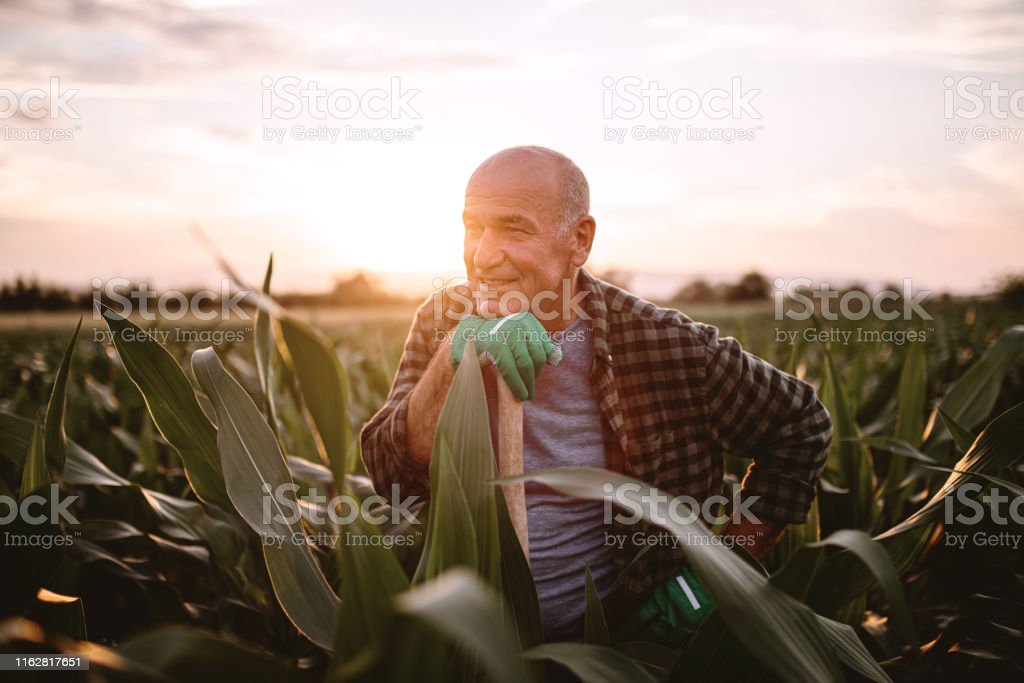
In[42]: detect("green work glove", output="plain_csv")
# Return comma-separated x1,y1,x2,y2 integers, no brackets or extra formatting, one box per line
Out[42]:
450,312,562,401
611,566,715,646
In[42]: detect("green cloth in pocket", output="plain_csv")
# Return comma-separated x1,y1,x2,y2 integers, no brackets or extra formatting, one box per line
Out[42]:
611,566,716,646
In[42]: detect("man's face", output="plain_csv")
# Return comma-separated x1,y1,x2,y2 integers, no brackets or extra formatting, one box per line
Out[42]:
462,153,578,320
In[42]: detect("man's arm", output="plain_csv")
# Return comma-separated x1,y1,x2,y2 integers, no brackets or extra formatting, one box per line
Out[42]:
406,338,454,464
699,324,833,554
360,294,456,498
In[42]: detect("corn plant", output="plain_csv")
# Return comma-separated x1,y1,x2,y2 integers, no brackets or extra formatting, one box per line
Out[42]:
0,262,1022,681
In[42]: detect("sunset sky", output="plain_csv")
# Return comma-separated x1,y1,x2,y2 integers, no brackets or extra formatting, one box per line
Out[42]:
1,0,1022,297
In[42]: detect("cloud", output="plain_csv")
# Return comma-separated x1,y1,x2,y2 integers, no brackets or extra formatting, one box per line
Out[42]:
0,0,273,48
643,0,1024,72
0,0,511,87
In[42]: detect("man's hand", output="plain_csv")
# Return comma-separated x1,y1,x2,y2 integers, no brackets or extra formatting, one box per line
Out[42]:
450,312,561,401
613,519,788,646
721,517,788,562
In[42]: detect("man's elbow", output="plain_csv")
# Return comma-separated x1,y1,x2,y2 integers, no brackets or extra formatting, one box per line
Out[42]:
358,421,389,494
359,412,430,500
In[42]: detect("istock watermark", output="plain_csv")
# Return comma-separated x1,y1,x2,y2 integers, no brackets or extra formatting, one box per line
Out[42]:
429,276,591,324
262,530,421,550
90,278,254,345
773,278,932,322
1,485,81,549
943,75,1023,144
942,483,1024,550
91,277,253,322
604,530,758,551
0,485,79,526
260,75,422,144
601,482,760,527
260,483,420,527
771,278,934,346
0,77,81,143
601,75,763,145
945,483,1024,526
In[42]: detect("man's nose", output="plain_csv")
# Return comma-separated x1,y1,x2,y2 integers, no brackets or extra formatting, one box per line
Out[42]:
473,227,504,271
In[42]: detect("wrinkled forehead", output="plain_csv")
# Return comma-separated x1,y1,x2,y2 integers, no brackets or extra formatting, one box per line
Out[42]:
464,152,562,219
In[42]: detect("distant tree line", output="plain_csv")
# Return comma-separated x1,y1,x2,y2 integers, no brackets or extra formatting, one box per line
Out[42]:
993,272,1024,309
0,273,414,312
672,271,772,303
276,273,413,308
0,278,90,311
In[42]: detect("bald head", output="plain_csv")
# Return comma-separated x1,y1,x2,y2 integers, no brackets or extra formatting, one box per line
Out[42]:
461,146,597,326
468,146,589,239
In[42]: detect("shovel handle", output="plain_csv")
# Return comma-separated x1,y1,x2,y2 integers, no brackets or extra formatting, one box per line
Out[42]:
497,378,529,565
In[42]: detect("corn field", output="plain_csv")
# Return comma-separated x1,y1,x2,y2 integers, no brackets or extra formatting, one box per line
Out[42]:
0,265,1022,682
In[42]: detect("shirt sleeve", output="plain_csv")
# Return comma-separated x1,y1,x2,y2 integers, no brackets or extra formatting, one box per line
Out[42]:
699,324,833,524
359,292,448,499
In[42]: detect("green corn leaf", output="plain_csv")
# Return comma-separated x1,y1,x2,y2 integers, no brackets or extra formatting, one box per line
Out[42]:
938,407,977,454
116,627,308,683
278,316,353,490
583,563,611,647
414,450,478,583
895,343,927,448
395,568,529,683
43,318,80,472
192,346,338,651
101,304,230,509
496,487,544,654
334,515,410,662
414,340,500,588
847,346,867,415
855,437,938,465
822,346,877,530
883,343,928,517
810,530,916,648
938,325,1024,433
919,465,1024,498
138,413,159,476
890,401,1024,536
3,409,130,487
524,643,657,683
19,417,49,497
817,616,890,683
767,495,820,572
288,455,335,487
63,441,131,486
255,255,281,438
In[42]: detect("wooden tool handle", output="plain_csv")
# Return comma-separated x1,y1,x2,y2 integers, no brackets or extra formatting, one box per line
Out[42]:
497,378,529,565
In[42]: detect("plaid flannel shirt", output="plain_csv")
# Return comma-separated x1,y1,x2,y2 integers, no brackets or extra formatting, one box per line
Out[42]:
360,268,832,594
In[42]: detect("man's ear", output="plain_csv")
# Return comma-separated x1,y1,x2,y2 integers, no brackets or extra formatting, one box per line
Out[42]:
569,215,596,268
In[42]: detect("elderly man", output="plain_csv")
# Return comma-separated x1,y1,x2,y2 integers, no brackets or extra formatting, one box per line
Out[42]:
361,146,832,643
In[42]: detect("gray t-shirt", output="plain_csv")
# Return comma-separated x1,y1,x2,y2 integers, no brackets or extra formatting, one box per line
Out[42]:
487,315,618,641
